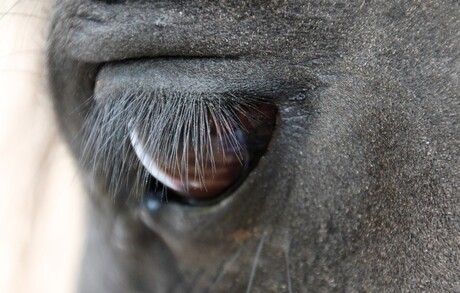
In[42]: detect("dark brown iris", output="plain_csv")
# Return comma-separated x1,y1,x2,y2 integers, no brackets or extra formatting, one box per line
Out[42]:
130,100,276,200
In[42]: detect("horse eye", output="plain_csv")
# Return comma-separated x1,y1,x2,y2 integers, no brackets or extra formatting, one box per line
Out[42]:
130,101,277,204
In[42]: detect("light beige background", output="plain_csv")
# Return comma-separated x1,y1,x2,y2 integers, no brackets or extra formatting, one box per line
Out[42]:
0,0,85,292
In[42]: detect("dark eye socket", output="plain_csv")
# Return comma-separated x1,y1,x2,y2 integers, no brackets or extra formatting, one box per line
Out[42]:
133,99,277,207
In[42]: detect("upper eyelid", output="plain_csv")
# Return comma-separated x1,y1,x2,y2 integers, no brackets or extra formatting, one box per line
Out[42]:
94,58,318,103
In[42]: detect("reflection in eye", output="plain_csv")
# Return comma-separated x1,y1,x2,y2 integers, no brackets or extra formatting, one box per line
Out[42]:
130,101,276,201
82,90,276,205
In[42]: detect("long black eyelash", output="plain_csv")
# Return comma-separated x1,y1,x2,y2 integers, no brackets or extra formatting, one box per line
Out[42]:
79,89,262,201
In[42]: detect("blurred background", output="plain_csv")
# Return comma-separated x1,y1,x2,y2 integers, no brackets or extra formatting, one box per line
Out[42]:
0,0,85,292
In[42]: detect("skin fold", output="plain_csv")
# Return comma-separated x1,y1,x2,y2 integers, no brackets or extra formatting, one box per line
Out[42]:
47,0,459,292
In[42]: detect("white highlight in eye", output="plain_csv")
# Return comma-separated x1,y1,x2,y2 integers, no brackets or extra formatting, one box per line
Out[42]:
129,127,202,195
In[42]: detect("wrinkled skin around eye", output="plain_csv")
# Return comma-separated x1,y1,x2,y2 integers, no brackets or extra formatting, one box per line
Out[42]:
47,0,459,292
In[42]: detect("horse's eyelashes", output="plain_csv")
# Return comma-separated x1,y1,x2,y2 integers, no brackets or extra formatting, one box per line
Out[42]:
81,91,277,205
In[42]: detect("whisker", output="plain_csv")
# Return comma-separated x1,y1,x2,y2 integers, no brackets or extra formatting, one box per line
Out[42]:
0,69,42,77
284,240,293,293
246,233,266,293
0,0,24,21
0,49,45,60
0,12,47,20
208,245,244,291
